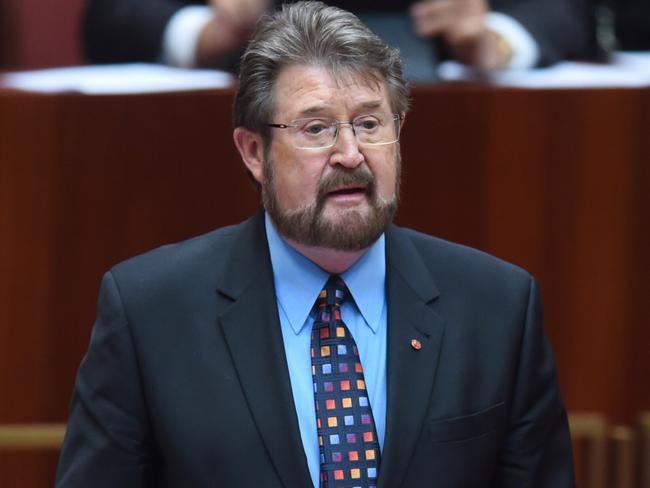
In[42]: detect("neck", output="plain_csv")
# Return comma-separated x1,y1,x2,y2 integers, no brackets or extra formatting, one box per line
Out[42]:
285,239,368,275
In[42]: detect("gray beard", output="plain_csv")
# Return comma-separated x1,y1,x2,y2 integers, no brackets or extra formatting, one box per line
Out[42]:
262,160,399,251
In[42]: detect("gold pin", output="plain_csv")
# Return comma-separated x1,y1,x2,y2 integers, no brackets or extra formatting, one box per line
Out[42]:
411,339,422,350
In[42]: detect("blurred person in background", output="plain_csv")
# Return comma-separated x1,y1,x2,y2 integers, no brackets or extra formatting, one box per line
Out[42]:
82,0,595,82
591,0,649,60
610,0,650,50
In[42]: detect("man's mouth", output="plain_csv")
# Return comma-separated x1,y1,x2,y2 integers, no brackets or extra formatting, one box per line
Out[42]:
316,167,375,205
327,185,367,197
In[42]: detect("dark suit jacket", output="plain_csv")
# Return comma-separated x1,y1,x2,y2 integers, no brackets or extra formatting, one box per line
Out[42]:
56,211,574,487
82,0,595,68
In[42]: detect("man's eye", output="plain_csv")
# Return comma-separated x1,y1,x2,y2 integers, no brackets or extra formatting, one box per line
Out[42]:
355,117,380,131
302,121,329,135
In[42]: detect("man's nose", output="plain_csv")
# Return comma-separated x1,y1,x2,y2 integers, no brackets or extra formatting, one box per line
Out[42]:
330,123,363,167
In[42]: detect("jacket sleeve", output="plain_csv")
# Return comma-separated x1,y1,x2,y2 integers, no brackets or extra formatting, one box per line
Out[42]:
82,0,191,63
491,0,596,66
56,271,156,487
493,278,575,487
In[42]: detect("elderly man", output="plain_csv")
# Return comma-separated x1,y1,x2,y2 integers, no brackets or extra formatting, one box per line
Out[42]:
57,2,574,486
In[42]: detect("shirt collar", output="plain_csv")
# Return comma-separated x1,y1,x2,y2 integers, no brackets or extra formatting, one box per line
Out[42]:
265,213,386,335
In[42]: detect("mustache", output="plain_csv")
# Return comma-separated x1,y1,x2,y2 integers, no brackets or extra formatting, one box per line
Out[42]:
316,166,376,203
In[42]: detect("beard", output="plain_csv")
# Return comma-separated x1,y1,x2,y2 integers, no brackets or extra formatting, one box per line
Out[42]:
262,157,400,251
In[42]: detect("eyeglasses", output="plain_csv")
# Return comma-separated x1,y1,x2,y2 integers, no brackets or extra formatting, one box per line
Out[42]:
267,113,403,149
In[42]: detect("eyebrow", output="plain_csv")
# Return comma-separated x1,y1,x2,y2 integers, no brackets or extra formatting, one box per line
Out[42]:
296,99,385,118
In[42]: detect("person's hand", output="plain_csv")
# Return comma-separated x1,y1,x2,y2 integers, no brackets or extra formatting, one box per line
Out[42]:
197,0,270,68
409,0,511,70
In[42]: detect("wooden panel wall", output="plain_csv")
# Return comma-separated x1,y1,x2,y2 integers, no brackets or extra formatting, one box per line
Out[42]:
400,87,650,423
0,85,648,485
0,1,16,67
0,0,83,69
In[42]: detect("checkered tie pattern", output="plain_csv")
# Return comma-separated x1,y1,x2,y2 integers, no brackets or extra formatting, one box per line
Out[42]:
311,275,381,488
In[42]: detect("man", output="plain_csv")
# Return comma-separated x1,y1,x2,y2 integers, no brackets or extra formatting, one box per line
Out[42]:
57,2,574,486
82,0,594,81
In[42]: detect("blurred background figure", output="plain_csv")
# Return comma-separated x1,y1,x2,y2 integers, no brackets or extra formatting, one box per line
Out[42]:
82,0,596,82
83,0,272,70
614,0,650,50
594,0,650,51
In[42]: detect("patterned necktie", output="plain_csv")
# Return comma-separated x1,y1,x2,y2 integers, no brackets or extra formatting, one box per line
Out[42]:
311,275,381,488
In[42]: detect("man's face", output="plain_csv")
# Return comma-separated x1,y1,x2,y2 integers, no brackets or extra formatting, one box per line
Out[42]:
262,64,401,251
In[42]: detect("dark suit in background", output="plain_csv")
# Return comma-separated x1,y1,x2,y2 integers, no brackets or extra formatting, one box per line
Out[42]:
56,212,574,486
82,0,595,69
612,0,650,50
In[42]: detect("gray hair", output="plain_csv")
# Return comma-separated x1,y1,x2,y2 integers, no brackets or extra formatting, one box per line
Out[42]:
233,1,410,143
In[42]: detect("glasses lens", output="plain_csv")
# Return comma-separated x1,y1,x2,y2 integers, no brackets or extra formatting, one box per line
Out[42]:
292,118,337,148
353,113,399,145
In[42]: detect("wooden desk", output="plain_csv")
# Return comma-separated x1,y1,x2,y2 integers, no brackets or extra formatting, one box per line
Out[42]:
1,85,648,486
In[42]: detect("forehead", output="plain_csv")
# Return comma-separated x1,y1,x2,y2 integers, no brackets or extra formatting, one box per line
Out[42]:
272,64,391,119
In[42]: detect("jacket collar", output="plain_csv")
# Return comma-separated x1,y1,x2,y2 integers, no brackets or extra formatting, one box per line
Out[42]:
215,210,314,488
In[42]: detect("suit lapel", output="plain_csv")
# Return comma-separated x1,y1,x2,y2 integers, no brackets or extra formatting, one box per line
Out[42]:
379,226,446,488
215,211,313,488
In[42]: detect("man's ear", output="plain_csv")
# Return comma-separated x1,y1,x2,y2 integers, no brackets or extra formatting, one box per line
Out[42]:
233,127,265,184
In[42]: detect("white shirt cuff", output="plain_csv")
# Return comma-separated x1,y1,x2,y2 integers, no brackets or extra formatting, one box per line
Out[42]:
162,6,214,68
485,12,540,70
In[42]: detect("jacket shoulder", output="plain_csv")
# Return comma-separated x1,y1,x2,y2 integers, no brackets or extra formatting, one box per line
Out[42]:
107,219,250,304
392,226,533,293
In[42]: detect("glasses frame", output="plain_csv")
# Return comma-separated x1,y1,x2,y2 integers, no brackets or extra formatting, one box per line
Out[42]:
267,113,404,150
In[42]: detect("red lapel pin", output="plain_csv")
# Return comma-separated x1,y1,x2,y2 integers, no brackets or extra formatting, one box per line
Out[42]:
411,339,422,350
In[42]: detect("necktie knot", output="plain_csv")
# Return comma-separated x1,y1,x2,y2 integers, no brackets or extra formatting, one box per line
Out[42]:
317,275,348,310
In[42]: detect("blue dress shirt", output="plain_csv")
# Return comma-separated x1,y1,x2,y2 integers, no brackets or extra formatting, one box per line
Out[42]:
265,214,388,488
